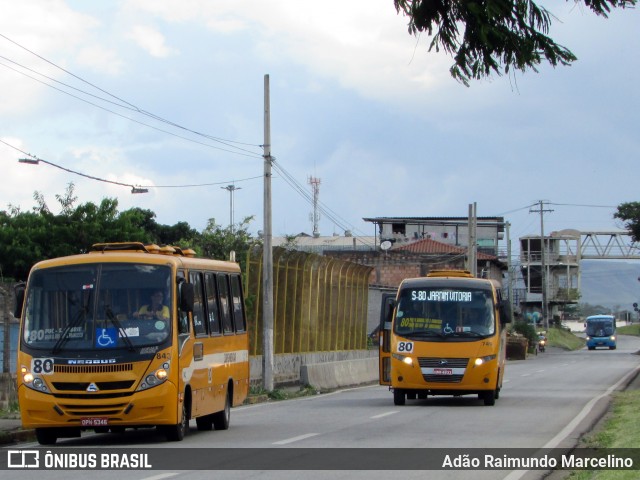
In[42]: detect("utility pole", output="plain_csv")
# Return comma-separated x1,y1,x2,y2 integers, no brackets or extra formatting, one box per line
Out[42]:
506,221,514,320
467,203,477,276
262,74,274,391
530,200,554,330
221,184,241,232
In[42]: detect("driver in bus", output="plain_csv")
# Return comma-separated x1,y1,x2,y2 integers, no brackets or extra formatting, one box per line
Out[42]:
133,289,170,320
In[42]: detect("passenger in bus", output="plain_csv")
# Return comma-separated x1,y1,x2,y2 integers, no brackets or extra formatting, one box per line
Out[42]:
133,290,170,320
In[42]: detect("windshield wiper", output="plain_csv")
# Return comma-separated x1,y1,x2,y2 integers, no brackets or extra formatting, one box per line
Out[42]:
455,331,485,337
52,305,88,354
104,306,135,352
401,330,445,339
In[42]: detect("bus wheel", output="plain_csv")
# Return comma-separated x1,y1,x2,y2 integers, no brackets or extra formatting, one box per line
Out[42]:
609,346,616,350
164,400,189,441
35,428,58,445
212,390,231,430
482,390,496,406
393,389,406,406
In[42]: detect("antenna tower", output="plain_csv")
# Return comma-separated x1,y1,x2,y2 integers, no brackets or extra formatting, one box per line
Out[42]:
308,176,321,237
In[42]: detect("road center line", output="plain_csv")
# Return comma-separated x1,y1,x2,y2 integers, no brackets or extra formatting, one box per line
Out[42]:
141,474,179,480
272,433,319,445
370,411,398,419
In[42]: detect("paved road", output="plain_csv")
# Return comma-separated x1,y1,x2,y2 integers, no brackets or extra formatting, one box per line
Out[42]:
4,334,640,480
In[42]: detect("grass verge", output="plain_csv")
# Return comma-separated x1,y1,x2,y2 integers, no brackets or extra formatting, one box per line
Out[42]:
547,326,586,351
565,389,640,479
617,324,640,336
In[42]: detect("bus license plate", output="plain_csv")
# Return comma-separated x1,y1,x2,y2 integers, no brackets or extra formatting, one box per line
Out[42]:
433,368,453,375
81,417,109,427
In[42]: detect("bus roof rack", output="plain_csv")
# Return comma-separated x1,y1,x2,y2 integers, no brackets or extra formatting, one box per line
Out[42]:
90,242,197,257
427,269,474,278
91,242,149,253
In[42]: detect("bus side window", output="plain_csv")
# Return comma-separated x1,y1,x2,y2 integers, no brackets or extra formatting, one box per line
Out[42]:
177,271,189,334
230,274,246,333
190,271,207,336
205,272,221,335
217,274,234,334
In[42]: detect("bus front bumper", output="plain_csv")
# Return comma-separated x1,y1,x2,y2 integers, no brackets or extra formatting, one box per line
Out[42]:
18,381,180,429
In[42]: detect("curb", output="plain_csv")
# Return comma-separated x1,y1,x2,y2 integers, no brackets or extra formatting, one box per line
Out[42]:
0,427,35,445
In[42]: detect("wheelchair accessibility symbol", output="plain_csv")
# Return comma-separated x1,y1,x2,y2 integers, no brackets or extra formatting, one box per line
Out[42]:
96,327,118,348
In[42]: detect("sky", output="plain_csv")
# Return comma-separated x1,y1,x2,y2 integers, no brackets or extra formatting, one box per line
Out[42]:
1,0,639,254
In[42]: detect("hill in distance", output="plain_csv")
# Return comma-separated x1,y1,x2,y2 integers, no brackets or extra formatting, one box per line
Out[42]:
580,260,640,309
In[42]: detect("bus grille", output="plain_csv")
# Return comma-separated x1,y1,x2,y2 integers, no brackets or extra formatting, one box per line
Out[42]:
60,403,128,416
54,363,134,374
52,381,135,391
418,357,468,384
418,357,469,368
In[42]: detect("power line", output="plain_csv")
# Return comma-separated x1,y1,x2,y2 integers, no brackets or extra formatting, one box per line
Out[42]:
1,138,262,191
0,33,263,157
548,202,618,209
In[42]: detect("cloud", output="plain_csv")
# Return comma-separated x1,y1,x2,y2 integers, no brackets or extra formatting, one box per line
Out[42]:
76,46,124,75
0,1,100,115
127,25,178,58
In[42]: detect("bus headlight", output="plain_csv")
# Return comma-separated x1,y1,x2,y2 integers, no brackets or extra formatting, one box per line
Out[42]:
610,336,616,341
392,353,414,365
21,369,50,393
474,355,496,367
137,365,170,391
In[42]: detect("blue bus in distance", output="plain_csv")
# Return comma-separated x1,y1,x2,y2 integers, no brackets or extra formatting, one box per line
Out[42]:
585,314,617,350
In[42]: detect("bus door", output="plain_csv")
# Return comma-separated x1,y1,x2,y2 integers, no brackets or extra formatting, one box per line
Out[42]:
379,293,396,386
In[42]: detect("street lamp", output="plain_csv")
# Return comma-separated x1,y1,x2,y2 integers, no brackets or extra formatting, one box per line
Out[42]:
18,158,40,165
221,184,241,231
131,187,148,194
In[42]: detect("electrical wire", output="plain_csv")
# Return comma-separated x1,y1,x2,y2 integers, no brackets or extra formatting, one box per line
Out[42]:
1,138,262,191
0,33,263,156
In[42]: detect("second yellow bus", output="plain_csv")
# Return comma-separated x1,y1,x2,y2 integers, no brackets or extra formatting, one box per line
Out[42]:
379,270,512,406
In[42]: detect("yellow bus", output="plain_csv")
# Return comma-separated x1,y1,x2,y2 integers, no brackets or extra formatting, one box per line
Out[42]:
379,270,511,406
14,242,249,445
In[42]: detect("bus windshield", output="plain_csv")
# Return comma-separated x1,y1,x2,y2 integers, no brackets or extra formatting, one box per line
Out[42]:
586,318,615,337
22,263,172,351
394,287,495,339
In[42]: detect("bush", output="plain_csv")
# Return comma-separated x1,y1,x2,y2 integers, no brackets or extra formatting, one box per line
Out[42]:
511,321,538,347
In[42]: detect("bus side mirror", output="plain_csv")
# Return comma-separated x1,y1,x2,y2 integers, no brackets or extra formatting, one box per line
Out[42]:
179,282,194,313
381,296,396,331
499,300,512,324
14,282,25,319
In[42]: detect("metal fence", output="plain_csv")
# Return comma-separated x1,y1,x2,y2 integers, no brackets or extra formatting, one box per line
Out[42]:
245,247,373,355
0,282,18,374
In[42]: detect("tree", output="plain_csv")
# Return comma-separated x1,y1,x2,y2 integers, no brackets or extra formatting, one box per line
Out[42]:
192,216,259,273
0,186,259,280
614,201,640,242
394,0,636,86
